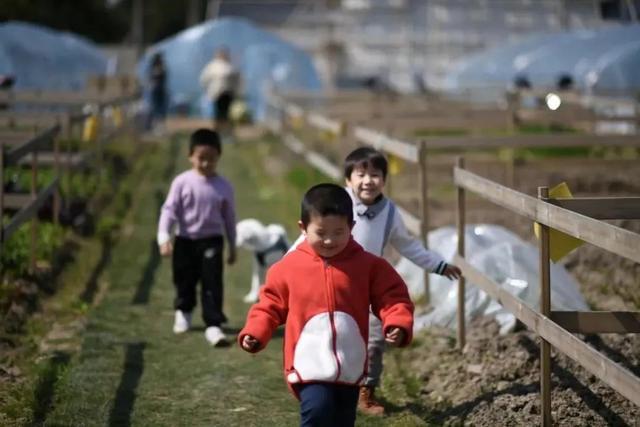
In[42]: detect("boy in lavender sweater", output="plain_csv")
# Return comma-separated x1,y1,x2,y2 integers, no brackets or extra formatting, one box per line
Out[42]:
158,128,237,346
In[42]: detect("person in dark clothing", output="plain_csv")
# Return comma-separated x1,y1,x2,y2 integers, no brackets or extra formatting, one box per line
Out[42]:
146,52,168,131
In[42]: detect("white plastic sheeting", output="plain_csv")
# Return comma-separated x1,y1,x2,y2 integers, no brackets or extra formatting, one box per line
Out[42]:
138,17,322,120
0,21,108,90
443,24,640,95
396,224,589,335
442,32,563,90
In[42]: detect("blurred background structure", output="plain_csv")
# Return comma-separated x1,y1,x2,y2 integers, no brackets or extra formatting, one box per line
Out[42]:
3,0,640,103
2,3,640,426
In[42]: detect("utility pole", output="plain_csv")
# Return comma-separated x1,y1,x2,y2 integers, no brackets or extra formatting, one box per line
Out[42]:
559,0,570,30
187,0,201,27
625,0,638,22
206,0,222,20
132,0,144,58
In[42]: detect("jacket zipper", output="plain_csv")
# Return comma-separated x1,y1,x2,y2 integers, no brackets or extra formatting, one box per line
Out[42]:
324,259,342,381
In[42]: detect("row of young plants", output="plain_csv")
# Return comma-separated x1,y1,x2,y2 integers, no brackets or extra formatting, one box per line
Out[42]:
0,132,159,425
0,134,139,333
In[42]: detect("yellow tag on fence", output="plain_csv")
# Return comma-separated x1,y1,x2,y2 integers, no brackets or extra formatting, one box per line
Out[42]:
82,114,100,142
291,116,304,130
533,182,584,262
112,107,123,128
498,147,514,162
321,129,337,142
388,154,403,176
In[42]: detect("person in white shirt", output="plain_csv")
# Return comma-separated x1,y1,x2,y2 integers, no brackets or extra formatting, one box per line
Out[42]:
288,147,461,415
199,47,240,142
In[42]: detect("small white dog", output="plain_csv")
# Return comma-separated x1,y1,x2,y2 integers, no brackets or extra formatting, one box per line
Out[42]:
236,219,289,303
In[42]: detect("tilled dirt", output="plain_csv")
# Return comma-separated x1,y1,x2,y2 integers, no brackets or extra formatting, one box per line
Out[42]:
405,317,640,426
404,172,640,425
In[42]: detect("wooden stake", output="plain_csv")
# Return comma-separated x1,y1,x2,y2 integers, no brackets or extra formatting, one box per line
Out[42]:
30,150,38,274
538,186,552,426
456,157,466,351
53,130,60,225
418,140,430,304
0,146,4,261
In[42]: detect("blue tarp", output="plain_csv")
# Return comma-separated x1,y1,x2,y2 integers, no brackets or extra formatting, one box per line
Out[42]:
444,24,640,95
138,17,322,120
0,21,108,90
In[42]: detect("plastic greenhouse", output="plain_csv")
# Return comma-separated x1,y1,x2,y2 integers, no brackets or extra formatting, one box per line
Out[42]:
443,24,640,96
138,17,322,120
0,21,108,91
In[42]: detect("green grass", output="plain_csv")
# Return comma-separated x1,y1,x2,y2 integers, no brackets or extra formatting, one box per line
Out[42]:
1,133,439,426
413,128,471,138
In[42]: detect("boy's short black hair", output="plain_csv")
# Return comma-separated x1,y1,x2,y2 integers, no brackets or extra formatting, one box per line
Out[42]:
300,183,353,227
344,147,388,180
190,128,221,155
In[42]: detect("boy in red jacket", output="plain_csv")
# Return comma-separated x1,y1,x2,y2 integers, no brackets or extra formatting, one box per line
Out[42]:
239,183,413,426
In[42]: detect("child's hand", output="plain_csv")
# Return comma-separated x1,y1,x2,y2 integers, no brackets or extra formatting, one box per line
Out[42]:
443,264,462,280
241,335,259,352
227,247,237,265
384,327,406,347
159,242,173,257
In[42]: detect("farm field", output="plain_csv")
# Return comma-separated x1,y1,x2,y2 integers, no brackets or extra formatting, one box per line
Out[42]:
1,127,638,426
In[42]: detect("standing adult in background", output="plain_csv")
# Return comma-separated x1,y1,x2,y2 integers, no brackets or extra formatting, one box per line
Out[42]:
199,47,240,143
0,74,16,110
146,52,168,132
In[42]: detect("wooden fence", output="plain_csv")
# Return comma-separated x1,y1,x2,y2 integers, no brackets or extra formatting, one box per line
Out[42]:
265,92,640,424
454,159,640,425
265,92,640,300
0,125,61,272
0,88,139,110
0,91,138,274
282,88,639,138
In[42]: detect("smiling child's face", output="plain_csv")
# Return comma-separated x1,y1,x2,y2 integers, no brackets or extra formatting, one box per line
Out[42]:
189,145,220,177
346,164,385,205
299,214,353,258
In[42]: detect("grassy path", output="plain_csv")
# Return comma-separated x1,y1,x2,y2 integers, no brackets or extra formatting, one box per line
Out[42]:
38,133,432,426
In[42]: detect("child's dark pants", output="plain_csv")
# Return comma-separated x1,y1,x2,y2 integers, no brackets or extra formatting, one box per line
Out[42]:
172,235,226,326
296,383,359,427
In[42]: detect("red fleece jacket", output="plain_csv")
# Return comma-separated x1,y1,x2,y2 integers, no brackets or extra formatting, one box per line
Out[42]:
238,238,413,393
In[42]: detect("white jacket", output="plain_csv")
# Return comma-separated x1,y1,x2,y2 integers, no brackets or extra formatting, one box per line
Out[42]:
290,189,447,274
199,58,238,100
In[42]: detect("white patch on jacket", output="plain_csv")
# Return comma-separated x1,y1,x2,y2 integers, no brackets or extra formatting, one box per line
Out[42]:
289,312,366,384
236,219,289,303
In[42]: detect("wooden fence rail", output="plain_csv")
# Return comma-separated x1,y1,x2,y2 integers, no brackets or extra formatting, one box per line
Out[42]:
454,160,640,425
3,178,59,242
0,90,139,109
1,125,61,272
454,167,640,265
284,88,640,136
1,90,138,274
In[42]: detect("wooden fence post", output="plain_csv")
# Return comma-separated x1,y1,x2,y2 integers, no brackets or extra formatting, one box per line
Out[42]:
504,148,516,189
53,130,60,225
0,146,4,257
505,89,520,131
276,96,285,133
385,124,394,199
456,157,466,351
93,106,104,188
538,186,552,426
65,114,73,199
418,140,430,303
30,150,38,274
